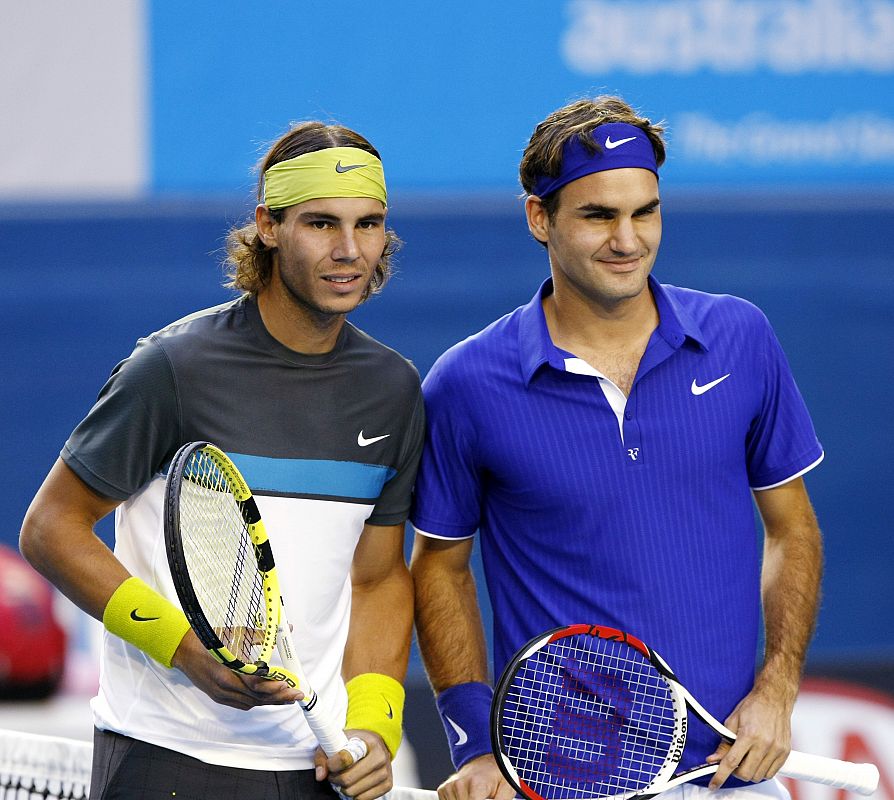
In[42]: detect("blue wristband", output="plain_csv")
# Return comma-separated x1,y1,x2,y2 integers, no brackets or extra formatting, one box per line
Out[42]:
435,681,494,769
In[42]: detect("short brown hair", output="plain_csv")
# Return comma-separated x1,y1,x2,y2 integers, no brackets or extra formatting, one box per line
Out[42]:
519,95,666,221
224,121,400,298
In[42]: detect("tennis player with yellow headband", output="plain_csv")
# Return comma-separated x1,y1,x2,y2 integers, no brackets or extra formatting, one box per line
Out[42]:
21,121,423,800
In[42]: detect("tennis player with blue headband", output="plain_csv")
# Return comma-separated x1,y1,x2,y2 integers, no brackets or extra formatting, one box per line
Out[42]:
411,95,825,800
529,119,661,198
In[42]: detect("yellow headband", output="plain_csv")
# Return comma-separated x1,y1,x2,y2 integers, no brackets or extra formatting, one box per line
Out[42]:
263,146,387,210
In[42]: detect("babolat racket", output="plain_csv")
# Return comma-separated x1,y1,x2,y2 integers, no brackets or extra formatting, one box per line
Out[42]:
492,624,879,800
164,441,366,763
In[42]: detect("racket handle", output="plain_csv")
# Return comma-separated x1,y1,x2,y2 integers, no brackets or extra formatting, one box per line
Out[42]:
781,749,879,795
277,623,367,762
301,692,351,755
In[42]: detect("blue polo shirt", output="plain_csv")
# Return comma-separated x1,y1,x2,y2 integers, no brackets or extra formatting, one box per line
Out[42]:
411,276,823,778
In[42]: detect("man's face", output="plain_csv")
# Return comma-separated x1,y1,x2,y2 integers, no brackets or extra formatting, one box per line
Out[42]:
264,197,387,318
528,168,662,310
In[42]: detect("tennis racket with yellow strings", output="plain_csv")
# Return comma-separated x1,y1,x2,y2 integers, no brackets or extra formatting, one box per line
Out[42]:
164,440,366,763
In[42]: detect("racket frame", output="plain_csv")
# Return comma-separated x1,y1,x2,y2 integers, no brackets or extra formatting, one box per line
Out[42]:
492,624,879,800
493,624,687,800
166,442,290,680
164,441,356,758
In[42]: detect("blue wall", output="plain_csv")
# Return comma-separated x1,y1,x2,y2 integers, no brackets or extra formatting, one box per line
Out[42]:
3,192,892,669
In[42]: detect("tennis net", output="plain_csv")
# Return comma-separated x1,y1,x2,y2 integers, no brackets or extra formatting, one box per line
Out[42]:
0,728,437,800
0,729,91,799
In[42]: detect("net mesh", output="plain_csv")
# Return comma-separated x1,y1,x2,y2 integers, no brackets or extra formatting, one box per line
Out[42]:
179,448,267,665
499,633,678,800
0,730,91,799
0,729,437,800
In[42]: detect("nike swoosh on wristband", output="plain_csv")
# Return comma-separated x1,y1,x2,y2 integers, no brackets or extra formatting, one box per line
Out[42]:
384,697,394,719
445,715,469,746
604,135,637,149
130,609,159,622
358,431,391,447
335,160,366,173
691,374,731,395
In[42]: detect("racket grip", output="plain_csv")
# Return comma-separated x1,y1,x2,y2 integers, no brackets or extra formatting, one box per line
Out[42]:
781,749,879,795
277,623,366,762
301,695,351,755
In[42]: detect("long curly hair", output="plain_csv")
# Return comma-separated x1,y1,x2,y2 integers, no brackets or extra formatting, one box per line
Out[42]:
224,121,401,299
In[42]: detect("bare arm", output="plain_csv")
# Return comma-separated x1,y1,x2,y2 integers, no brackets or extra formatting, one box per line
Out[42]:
19,458,301,710
410,532,514,800
343,522,414,681
20,458,130,617
709,476,823,787
324,522,414,800
410,533,488,689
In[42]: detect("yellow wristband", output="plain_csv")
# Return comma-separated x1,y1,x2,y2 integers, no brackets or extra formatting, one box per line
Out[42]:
345,673,405,759
102,577,191,668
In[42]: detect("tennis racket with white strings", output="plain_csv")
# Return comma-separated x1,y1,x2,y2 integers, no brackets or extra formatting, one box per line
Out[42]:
164,440,366,763
492,624,879,800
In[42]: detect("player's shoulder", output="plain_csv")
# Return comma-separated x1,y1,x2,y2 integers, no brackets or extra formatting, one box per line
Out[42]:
150,297,247,346
420,308,524,419
660,282,772,333
131,296,250,374
428,306,521,381
95,300,244,398
344,322,422,392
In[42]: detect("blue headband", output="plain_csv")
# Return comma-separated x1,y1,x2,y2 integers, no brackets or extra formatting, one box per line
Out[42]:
531,122,659,198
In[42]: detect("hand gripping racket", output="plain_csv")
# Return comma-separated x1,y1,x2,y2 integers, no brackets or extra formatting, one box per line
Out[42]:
492,624,879,800
164,441,366,764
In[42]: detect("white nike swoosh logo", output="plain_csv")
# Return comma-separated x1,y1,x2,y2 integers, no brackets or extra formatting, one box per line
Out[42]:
604,135,637,149
445,715,468,746
357,431,391,447
691,374,731,395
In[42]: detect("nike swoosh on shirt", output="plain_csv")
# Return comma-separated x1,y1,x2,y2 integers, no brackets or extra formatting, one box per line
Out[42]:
445,715,468,746
358,431,391,447
604,135,637,149
690,374,731,395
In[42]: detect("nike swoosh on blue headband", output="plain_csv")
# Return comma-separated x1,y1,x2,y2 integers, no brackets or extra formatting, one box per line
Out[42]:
531,122,659,198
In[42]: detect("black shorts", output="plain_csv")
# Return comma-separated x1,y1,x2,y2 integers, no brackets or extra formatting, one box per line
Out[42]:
90,728,340,800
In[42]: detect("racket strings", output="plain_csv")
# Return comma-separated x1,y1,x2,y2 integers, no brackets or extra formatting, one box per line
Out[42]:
179,451,266,665
501,636,678,800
